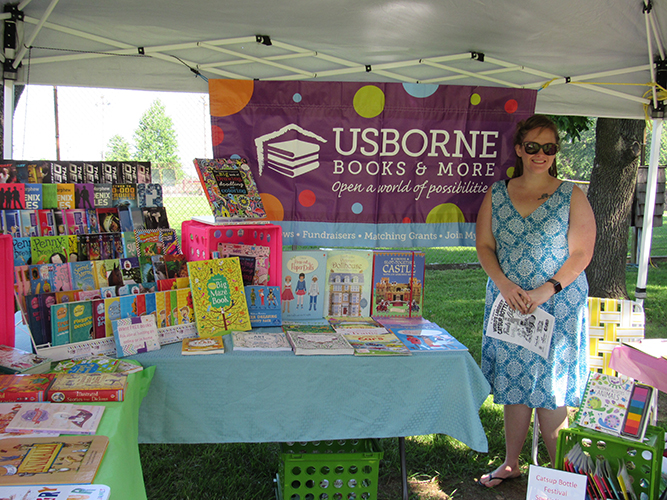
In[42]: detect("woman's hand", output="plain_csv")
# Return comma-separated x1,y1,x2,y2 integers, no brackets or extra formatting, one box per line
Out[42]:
523,283,555,314
498,282,532,314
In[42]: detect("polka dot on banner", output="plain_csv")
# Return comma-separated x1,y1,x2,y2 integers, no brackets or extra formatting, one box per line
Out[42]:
226,229,234,238
298,190,316,208
505,99,518,114
353,85,385,118
351,203,363,214
506,167,515,178
470,93,481,106
230,154,241,160
402,83,439,98
212,126,224,146
293,93,302,103
402,217,411,223
425,203,466,223
260,193,284,221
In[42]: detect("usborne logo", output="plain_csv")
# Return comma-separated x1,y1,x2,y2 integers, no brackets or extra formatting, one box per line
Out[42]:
254,124,326,179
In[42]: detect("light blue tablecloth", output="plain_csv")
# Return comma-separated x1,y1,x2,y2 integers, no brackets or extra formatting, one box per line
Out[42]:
131,339,491,452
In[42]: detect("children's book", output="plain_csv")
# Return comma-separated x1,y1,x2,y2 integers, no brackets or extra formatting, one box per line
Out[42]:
24,183,42,209
574,372,653,441
41,183,58,209
36,209,56,236
181,336,225,355
97,207,121,233
0,484,110,500
47,373,127,402
137,161,151,183
30,235,69,265
28,264,54,295
50,303,70,346
0,346,51,375
86,208,99,233
100,162,118,184
231,330,292,351
187,257,251,337
68,300,94,344
0,183,25,209
56,183,75,209
0,374,54,402
137,182,163,207
111,183,138,208
12,237,32,266
342,332,412,356
83,161,102,184
376,317,469,352
65,162,83,183
0,435,108,485
142,207,170,229
0,402,59,439
64,208,89,235
159,228,180,255
285,331,354,355
328,316,387,333
5,402,105,435
245,285,282,327
371,250,425,317
74,183,95,210
19,209,40,237
94,182,113,208
281,250,327,321
52,357,119,374
112,314,161,357
322,249,373,318
119,162,138,183
218,242,270,286
193,157,266,221
3,209,22,236
69,261,96,291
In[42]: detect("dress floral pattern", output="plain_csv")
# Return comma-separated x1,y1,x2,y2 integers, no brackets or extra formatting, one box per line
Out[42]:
481,180,589,409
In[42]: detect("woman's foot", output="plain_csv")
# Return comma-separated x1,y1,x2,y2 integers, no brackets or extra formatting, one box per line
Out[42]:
479,464,521,488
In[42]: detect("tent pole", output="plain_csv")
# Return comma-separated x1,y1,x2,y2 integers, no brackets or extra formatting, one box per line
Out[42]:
635,118,664,306
3,80,15,159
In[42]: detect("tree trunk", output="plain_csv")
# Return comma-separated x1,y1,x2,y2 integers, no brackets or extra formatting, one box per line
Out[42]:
586,118,644,298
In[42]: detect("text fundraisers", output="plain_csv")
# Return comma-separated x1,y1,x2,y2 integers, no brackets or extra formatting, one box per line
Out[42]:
209,80,537,248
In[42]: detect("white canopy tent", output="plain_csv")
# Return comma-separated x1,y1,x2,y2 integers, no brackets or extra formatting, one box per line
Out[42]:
0,0,665,302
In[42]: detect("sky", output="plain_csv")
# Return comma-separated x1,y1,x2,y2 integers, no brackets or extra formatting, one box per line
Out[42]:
11,85,213,178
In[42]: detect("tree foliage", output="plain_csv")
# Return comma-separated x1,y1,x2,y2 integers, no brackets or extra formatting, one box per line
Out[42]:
104,134,132,161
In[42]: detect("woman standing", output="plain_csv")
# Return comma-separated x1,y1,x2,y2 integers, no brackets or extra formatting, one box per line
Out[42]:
476,115,596,487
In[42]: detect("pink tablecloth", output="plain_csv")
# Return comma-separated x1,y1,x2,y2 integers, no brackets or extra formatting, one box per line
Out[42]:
609,344,667,393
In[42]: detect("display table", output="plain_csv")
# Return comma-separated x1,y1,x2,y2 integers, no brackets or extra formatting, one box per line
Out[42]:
130,340,490,452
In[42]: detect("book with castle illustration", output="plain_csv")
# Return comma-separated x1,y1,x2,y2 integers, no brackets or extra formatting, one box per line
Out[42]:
322,249,374,318
370,250,425,318
187,257,252,337
193,157,266,222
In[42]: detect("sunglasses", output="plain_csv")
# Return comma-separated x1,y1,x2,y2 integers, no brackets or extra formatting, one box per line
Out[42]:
523,141,559,156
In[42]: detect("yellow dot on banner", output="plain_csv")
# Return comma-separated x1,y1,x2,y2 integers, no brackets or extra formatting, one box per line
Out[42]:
470,93,481,105
260,193,284,221
425,203,466,224
209,80,254,117
353,86,385,118
506,167,515,178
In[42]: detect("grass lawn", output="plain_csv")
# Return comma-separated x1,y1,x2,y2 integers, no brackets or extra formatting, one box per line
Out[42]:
140,261,667,500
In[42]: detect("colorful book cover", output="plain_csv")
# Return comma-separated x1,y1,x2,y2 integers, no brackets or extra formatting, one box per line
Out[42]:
5,402,105,435
12,237,32,266
0,374,54,402
67,235,79,262
0,183,25,209
155,290,167,328
0,484,110,498
104,297,121,338
76,290,102,302
176,288,193,325
56,183,75,209
111,183,137,208
322,249,374,318
15,162,29,183
26,162,45,183
74,183,95,209
64,208,89,235
160,228,180,255
14,265,30,298
145,291,157,318
112,314,160,356
31,236,71,265
193,157,266,221
0,346,51,375
377,317,469,352
55,290,80,303
181,336,225,355
136,182,163,207
0,161,18,183
245,285,282,327
69,261,96,291
19,209,40,237
97,207,121,233
53,209,66,235
218,242,270,285
41,183,58,209
187,257,251,336
47,373,126,402
68,300,94,343
120,257,141,284
24,183,43,209
371,250,425,317
50,302,70,346
4,209,22,237
86,208,99,233
282,249,327,320
51,262,72,292
164,254,188,278
120,293,146,319
117,206,133,232
52,356,119,374
343,331,412,356
573,372,634,436
93,183,113,208
28,264,54,295
37,209,56,236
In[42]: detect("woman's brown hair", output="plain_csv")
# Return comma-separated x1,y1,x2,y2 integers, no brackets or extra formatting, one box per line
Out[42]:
512,114,560,178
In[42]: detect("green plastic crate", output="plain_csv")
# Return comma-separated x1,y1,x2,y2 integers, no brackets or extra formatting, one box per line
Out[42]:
278,439,383,500
556,425,665,500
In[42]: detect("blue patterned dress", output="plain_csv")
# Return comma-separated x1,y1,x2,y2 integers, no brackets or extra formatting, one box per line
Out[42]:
481,180,589,409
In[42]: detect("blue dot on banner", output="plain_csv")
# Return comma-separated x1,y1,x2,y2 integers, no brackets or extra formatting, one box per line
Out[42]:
293,93,302,103
351,202,363,214
230,154,241,159
403,83,439,98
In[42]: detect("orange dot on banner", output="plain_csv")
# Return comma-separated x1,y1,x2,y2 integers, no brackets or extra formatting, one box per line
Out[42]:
212,126,224,146
298,190,316,207
260,193,284,221
402,217,411,223
209,80,254,117
505,99,519,114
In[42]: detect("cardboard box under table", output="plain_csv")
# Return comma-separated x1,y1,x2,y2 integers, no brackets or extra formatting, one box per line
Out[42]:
555,425,665,500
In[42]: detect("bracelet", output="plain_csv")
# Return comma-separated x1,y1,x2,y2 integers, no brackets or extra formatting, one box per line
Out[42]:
547,278,562,294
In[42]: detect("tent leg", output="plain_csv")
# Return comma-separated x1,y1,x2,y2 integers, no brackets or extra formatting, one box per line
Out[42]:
399,437,408,500
636,118,664,306
3,79,14,159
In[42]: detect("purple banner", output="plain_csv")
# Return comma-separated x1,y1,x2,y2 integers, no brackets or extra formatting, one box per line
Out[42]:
210,80,536,247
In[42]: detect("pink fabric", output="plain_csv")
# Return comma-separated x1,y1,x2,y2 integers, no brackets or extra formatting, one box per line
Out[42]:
609,345,667,393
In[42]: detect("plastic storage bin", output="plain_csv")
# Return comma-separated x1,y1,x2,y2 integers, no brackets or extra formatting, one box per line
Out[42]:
555,425,665,500
277,439,383,500
182,220,282,287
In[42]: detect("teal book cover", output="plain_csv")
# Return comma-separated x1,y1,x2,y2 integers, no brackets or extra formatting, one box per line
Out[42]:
68,300,94,343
